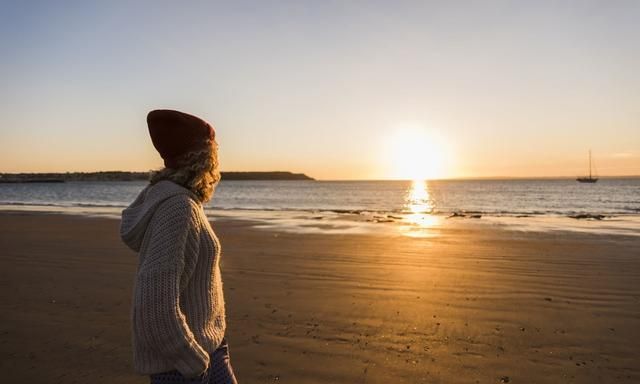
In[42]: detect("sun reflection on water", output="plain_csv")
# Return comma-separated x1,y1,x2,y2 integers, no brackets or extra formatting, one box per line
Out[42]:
403,179,441,230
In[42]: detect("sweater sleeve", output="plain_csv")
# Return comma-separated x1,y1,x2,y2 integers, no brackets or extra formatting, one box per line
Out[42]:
135,195,209,378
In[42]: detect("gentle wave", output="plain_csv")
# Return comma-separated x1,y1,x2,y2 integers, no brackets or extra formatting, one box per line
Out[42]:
1,201,638,219
1,179,638,226
0,201,128,208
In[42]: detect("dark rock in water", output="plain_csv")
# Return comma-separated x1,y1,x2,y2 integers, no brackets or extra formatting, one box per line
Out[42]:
447,212,482,219
500,376,510,383
331,209,363,215
568,214,605,220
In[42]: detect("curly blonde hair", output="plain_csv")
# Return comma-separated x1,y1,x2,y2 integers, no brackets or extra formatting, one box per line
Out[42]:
149,141,221,203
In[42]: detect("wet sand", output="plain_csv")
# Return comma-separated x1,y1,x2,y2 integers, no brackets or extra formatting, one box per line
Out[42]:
0,212,639,383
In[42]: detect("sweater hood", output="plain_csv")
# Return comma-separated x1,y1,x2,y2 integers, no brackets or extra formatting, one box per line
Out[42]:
120,180,201,253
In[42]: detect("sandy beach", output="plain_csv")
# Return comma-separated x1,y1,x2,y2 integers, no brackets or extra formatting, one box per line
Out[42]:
1,211,639,384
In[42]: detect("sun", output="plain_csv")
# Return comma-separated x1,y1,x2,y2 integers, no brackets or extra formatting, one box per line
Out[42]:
388,125,450,180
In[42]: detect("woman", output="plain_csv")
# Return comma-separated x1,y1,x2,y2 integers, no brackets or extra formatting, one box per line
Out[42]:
120,109,238,384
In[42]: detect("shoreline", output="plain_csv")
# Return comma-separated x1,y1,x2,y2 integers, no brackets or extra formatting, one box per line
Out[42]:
1,211,639,383
1,204,639,238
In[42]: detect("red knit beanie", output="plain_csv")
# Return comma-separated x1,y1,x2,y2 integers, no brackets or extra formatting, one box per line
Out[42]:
147,109,215,168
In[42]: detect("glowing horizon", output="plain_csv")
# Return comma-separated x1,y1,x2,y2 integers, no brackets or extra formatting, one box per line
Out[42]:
1,2,639,180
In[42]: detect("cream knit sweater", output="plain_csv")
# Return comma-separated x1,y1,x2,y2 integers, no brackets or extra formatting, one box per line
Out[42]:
120,180,226,378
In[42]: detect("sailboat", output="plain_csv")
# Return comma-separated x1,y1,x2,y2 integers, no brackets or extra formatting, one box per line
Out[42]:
577,150,598,183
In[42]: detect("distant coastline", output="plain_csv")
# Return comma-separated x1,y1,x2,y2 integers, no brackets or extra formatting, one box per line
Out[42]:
0,171,314,182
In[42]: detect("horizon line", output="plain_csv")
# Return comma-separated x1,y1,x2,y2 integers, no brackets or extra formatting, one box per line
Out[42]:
1,170,639,181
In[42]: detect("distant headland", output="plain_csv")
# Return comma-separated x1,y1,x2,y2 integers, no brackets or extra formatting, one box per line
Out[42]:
0,171,314,182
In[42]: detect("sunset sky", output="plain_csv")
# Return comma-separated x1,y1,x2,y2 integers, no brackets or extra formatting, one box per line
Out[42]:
1,1,638,180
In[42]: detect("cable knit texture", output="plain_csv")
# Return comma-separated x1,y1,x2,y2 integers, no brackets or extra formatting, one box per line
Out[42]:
120,180,226,379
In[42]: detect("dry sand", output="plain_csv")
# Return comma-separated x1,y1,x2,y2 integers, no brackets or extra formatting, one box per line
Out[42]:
1,212,639,383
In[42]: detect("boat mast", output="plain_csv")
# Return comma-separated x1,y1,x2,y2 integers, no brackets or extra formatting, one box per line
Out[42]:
589,150,592,179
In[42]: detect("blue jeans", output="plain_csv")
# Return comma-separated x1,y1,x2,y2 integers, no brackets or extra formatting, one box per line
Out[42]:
149,339,238,384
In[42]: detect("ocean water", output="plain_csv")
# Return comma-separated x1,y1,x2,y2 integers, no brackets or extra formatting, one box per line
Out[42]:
1,179,639,235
